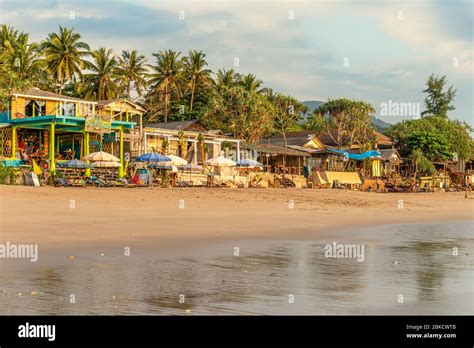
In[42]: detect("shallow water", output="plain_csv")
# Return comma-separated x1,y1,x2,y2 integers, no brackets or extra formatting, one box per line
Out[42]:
0,221,473,315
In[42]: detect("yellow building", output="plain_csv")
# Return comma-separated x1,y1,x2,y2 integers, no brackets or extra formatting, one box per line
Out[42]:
0,88,143,177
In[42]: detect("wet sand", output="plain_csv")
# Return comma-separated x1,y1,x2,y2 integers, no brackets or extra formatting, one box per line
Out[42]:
0,186,473,314
0,221,472,315
0,186,473,252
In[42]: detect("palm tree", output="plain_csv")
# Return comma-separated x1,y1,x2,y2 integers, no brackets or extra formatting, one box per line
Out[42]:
182,50,212,112
197,132,206,166
177,130,187,158
0,25,45,111
41,26,89,94
214,68,240,91
0,25,18,54
239,73,265,94
117,49,147,99
1,25,44,82
148,49,183,122
81,47,119,101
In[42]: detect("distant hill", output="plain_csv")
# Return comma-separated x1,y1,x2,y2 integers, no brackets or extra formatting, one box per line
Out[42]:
301,100,324,124
302,100,325,113
302,100,392,132
371,116,392,132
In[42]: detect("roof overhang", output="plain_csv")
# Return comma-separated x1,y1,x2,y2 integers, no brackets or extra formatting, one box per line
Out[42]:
6,115,135,131
12,94,96,105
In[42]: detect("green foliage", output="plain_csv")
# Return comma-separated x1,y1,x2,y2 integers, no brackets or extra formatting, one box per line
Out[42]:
159,170,171,187
80,47,119,101
0,165,17,185
147,49,184,122
307,98,376,149
160,138,169,155
201,87,275,142
386,115,472,160
409,149,436,177
271,94,307,144
116,49,148,99
421,74,456,118
405,131,451,161
304,111,325,132
41,25,90,94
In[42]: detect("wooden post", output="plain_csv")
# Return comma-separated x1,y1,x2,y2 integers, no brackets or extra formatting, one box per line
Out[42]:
236,141,240,161
118,127,124,178
49,123,55,173
193,141,197,164
11,126,17,159
84,131,90,177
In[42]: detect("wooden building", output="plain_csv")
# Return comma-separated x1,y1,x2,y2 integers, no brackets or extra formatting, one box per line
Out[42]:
0,88,143,177
143,120,241,165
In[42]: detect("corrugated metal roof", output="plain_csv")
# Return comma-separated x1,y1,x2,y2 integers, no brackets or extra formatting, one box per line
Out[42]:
13,88,86,102
241,142,310,157
145,119,202,130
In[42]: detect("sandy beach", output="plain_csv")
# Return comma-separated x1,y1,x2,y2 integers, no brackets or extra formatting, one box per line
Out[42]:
1,186,472,250
1,186,473,315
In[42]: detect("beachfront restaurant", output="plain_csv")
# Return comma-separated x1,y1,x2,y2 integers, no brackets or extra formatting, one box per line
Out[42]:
0,88,139,177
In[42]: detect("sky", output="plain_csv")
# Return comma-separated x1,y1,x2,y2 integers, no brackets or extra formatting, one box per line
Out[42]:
0,0,472,125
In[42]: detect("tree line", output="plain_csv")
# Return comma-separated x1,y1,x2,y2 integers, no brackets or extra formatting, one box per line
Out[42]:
0,24,309,143
0,24,472,167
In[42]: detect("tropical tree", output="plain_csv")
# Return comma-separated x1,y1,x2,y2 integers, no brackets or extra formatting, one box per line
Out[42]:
409,149,435,178
386,115,472,160
161,138,169,155
177,130,187,158
311,98,376,150
148,49,184,122
197,132,206,165
202,87,275,142
0,25,44,81
80,47,119,101
272,94,307,146
239,73,265,95
41,26,90,94
405,131,452,161
182,50,212,112
214,68,241,91
117,49,147,99
0,25,43,109
421,74,456,118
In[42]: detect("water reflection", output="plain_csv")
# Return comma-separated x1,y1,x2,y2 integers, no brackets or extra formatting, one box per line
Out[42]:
0,221,472,315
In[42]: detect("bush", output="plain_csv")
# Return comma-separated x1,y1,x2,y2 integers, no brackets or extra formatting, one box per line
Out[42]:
409,149,436,177
0,165,17,185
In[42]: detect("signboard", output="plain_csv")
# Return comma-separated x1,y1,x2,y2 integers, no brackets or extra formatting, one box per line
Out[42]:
85,113,112,133
103,132,117,142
